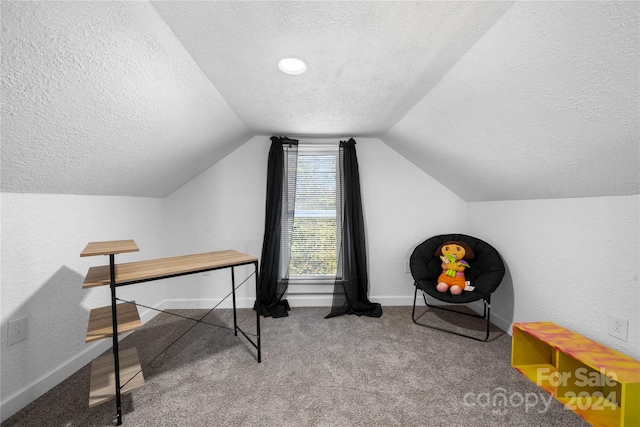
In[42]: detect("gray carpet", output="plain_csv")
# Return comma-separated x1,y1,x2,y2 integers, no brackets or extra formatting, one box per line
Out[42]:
2,306,588,426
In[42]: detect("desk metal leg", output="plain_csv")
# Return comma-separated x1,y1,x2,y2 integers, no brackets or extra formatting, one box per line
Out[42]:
227,263,261,363
109,254,123,425
255,261,261,363
231,267,237,336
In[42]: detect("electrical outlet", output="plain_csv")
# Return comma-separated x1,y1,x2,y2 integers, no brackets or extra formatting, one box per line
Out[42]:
404,261,411,274
608,314,628,341
8,316,28,346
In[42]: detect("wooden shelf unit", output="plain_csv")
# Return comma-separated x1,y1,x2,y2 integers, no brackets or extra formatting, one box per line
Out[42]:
80,239,261,425
81,240,145,424
512,322,640,427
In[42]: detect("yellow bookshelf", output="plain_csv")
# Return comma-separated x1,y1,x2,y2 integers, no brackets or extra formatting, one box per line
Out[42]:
512,322,640,427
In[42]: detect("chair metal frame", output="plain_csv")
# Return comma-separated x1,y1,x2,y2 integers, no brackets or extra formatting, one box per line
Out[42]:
411,286,492,342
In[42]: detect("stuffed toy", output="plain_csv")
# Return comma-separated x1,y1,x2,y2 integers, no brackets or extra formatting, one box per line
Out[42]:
435,241,475,295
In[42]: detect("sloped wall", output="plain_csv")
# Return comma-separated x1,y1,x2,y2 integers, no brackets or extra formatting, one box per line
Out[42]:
161,136,469,308
468,195,640,359
1,1,251,198
0,193,167,420
382,1,639,202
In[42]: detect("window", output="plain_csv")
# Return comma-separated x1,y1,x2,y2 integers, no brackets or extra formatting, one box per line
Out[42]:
289,145,339,281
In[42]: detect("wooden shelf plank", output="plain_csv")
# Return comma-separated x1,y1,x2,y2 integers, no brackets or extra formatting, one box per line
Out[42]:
86,303,141,343
82,250,258,288
89,348,145,408
81,240,139,257
513,363,557,395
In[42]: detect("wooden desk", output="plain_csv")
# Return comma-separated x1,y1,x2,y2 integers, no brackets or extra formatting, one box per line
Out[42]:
80,240,260,425
82,250,257,288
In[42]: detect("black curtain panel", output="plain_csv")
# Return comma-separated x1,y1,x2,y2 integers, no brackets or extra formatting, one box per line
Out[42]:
256,136,298,318
326,138,382,318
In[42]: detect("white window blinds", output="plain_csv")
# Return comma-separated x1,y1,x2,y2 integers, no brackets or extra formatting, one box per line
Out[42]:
289,147,339,277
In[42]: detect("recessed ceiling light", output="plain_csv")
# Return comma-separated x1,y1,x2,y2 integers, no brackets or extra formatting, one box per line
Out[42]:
278,57,307,75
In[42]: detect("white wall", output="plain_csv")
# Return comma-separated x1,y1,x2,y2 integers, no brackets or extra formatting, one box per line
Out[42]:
160,135,468,308
5,141,637,422
356,137,468,304
159,135,268,308
0,193,167,420
468,195,640,359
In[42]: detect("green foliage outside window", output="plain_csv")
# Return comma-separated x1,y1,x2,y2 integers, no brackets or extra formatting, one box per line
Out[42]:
289,217,337,275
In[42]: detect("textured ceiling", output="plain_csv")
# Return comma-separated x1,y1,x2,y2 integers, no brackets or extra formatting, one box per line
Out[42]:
150,1,511,136
1,1,638,201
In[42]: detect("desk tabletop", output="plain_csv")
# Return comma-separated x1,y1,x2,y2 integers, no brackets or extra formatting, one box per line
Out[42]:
81,240,140,257
82,250,258,288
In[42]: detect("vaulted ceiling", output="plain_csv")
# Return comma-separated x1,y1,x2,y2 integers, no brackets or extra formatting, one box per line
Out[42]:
2,1,638,201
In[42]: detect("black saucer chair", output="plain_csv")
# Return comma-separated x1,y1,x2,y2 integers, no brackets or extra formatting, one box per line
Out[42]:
410,234,505,342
